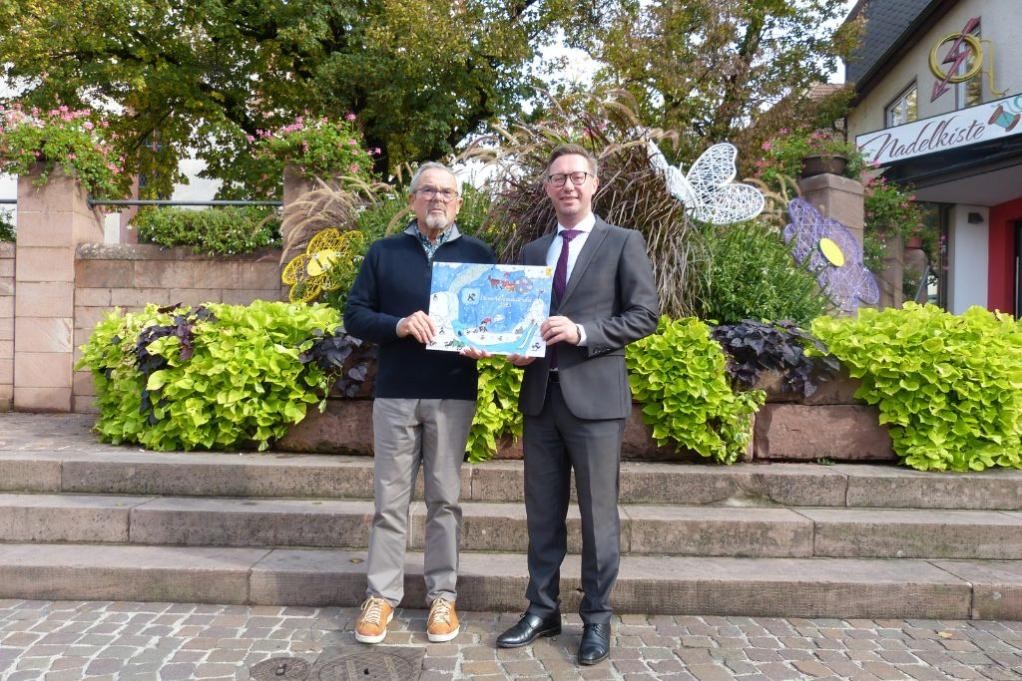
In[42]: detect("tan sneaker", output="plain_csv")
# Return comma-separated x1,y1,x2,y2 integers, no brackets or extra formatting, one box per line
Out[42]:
355,596,394,644
426,597,460,642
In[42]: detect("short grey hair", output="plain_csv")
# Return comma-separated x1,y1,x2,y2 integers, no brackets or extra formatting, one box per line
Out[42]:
409,162,458,194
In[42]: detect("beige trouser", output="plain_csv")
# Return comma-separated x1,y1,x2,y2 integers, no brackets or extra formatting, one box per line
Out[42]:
366,397,476,607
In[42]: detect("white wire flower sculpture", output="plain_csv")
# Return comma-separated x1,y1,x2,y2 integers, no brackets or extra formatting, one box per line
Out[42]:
646,140,765,224
783,198,879,314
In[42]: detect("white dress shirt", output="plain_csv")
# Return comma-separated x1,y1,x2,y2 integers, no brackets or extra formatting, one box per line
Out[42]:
545,213,596,346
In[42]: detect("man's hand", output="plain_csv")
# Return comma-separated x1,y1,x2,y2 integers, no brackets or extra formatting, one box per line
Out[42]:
541,316,580,346
397,310,437,344
507,353,535,367
460,347,491,360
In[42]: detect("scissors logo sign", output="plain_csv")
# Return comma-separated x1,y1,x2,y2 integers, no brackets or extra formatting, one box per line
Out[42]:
929,17,1005,102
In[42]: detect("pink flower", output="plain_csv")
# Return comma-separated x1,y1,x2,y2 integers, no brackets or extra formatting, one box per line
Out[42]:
246,134,255,142
83,121,94,130
372,147,381,156
345,112,357,121
67,153,76,160
761,141,772,151
349,163,360,174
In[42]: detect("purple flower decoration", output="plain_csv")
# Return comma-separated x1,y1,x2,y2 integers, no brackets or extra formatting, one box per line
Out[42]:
783,198,879,314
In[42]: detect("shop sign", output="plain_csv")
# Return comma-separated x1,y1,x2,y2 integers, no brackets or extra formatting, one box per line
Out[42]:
856,93,1022,166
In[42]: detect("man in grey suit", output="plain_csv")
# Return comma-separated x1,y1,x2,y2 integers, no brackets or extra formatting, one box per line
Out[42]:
495,144,659,665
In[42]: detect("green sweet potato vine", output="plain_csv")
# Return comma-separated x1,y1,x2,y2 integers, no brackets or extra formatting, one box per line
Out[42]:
812,303,1022,471
466,357,524,463
77,300,343,451
627,317,765,464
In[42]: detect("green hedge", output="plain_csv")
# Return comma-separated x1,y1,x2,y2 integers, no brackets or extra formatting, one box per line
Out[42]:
134,206,281,255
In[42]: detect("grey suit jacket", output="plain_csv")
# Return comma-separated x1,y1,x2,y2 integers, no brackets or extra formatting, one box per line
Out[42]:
518,217,659,420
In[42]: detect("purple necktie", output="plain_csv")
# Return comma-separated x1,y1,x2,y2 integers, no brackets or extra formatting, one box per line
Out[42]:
550,229,581,370
553,229,581,301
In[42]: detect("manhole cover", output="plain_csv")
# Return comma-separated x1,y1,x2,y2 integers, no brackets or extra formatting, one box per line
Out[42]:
312,650,420,681
249,656,311,680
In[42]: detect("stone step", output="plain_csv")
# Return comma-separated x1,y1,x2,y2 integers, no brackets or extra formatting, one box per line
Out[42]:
4,493,1022,559
3,450,1021,510
0,543,1019,619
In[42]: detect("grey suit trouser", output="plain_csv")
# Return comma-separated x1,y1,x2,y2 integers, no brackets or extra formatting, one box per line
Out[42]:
366,397,476,607
524,382,624,625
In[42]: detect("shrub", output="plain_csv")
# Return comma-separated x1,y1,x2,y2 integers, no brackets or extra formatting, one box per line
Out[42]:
76,300,343,451
626,317,764,464
133,206,281,255
0,209,13,242
221,115,377,200
812,303,1022,471
756,129,864,189
863,174,925,272
466,358,524,463
712,319,840,398
0,104,130,198
692,220,831,325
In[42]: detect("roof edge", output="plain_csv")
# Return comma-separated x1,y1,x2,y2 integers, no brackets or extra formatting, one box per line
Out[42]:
847,0,959,101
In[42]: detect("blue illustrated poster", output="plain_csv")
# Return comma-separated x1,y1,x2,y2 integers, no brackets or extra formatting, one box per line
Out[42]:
426,262,553,357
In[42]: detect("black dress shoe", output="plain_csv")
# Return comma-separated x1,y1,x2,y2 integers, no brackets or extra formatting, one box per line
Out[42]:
495,612,561,648
578,622,611,665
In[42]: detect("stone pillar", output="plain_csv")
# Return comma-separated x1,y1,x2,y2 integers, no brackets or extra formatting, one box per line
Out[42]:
0,242,14,411
13,166,104,411
878,235,905,309
797,173,865,243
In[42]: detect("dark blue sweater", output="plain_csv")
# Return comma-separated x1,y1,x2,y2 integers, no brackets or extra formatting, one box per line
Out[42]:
343,230,496,399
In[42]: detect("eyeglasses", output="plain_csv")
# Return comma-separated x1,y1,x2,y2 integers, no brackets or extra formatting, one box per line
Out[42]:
546,171,592,187
415,186,459,201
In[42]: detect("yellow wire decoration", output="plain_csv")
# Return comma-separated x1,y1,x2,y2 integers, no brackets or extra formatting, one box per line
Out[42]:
929,32,983,84
281,228,367,303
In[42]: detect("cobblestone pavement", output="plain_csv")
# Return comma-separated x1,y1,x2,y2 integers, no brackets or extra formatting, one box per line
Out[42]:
0,600,1020,680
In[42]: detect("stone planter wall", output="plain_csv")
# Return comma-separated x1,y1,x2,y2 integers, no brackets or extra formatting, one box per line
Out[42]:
72,244,285,412
278,370,896,464
753,370,894,462
0,242,14,411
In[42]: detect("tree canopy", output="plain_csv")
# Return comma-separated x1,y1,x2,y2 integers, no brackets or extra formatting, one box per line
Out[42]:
0,0,859,196
0,0,605,196
594,0,860,168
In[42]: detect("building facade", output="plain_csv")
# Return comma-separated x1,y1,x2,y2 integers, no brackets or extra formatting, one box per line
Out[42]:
845,0,1022,313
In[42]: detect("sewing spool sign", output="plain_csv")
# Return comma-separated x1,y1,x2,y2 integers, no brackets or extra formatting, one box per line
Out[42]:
856,93,1022,167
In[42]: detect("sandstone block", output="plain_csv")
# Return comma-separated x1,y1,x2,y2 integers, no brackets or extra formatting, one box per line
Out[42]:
73,306,113,335
75,287,111,307
74,259,135,288
0,317,12,341
0,295,12,318
14,282,73,317
276,399,374,454
73,370,95,397
219,288,285,305
14,351,73,388
168,288,220,308
13,386,72,412
14,317,72,353
754,404,894,461
16,247,74,282
13,212,73,248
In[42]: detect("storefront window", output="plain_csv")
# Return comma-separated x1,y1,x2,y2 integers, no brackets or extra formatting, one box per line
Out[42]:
885,84,918,127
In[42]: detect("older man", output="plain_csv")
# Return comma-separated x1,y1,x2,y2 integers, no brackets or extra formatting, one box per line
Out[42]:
495,144,659,665
344,162,495,644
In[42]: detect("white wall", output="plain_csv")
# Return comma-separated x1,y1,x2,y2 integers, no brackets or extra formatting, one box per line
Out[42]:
848,0,1022,139
947,204,989,313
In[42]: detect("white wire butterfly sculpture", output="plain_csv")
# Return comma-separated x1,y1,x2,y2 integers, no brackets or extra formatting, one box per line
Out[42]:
646,140,765,225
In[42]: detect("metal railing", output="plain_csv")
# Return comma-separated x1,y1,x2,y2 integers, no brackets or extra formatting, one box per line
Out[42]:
87,199,282,208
